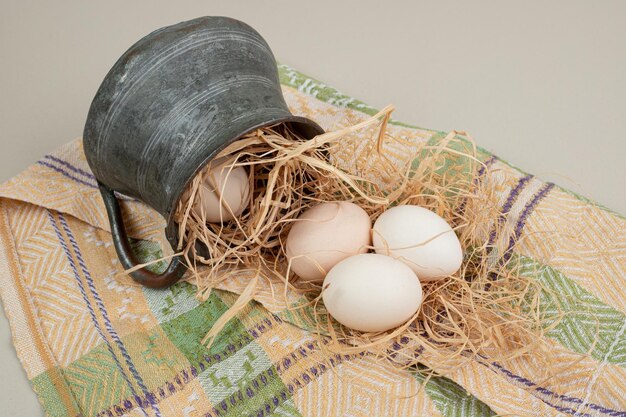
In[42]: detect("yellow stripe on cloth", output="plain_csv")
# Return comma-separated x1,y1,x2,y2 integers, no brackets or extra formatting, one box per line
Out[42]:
518,186,626,314
0,201,80,415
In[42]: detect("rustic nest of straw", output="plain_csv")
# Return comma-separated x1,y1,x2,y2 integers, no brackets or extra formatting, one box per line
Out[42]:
171,106,558,373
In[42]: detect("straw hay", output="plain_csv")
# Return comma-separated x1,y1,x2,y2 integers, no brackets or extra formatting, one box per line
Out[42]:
170,106,561,373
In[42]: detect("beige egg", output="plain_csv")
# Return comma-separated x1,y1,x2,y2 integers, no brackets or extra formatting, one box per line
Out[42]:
194,158,250,223
322,253,423,332
286,202,372,283
373,205,463,281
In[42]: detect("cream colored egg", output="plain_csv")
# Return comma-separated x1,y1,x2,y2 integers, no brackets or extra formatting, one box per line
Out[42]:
195,158,250,223
322,254,423,332
373,205,463,281
286,202,371,283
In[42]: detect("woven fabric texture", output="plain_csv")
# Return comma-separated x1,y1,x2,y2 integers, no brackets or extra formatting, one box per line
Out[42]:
0,65,624,417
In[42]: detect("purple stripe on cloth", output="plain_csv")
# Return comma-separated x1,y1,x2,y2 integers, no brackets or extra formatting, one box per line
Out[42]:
207,367,287,417
455,155,498,222
396,338,623,416
47,211,149,417
504,182,555,262
37,161,98,189
44,155,95,179
487,174,533,247
101,315,363,417
37,159,137,203
57,213,161,417
484,359,626,416
478,155,498,178
475,173,619,417
100,315,284,417
502,175,533,216
514,182,555,239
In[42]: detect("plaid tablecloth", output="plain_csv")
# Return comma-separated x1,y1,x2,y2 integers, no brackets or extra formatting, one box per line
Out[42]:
0,64,624,417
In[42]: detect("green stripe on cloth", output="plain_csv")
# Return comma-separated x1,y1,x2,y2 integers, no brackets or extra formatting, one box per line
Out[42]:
204,293,298,417
133,241,204,324
31,369,77,417
130,239,170,274
198,341,272,404
144,281,201,324
517,255,626,366
269,398,301,417
218,363,293,417
160,291,249,366
413,370,496,417
409,132,493,206
278,63,431,131
421,132,493,173
63,343,134,416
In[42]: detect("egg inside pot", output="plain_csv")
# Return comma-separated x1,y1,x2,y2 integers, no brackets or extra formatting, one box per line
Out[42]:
184,157,251,224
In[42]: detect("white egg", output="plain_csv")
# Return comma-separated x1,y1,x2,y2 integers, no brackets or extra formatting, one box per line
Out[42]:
195,158,250,223
322,254,423,332
373,205,463,281
286,202,371,283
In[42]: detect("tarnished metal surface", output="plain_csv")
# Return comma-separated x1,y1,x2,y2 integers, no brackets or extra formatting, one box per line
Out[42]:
83,16,323,287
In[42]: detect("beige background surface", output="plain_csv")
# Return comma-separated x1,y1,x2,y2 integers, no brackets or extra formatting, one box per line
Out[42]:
1,1,625,415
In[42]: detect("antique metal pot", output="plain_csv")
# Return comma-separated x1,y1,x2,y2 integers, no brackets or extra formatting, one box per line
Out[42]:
83,16,324,288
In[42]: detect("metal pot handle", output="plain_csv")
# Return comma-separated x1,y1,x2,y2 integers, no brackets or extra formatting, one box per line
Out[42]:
98,182,187,288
